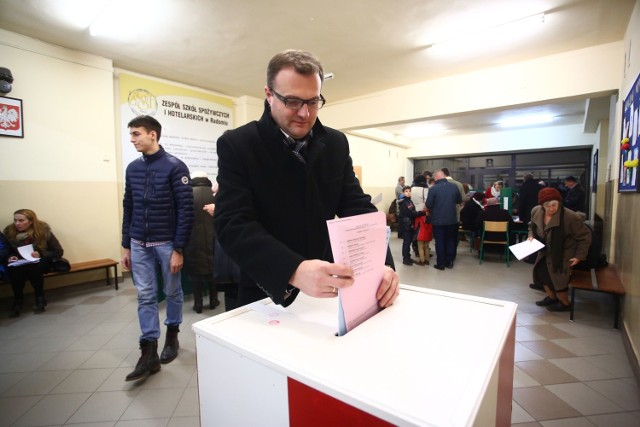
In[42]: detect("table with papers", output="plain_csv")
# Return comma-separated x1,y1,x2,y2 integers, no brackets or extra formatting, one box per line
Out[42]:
193,285,517,427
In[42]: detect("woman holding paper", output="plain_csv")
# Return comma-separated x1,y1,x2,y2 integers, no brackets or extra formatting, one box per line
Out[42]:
528,188,591,312
3,209,63,317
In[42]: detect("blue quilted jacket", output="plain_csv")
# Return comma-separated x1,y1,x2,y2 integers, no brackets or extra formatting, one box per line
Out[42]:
122,146,194,249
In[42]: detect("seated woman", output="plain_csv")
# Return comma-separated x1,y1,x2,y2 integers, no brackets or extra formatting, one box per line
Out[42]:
485,180,503,199
3,209,63,317
460,192,485,238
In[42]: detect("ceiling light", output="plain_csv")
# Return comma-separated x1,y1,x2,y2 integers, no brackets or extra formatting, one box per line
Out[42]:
498,113,554,128
424,11,546,57
90,0,171,39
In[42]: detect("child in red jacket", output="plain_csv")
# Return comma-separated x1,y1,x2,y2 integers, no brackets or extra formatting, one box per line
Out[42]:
415,211,433,265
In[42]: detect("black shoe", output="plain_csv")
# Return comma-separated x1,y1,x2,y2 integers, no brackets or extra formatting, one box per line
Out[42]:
9,301,22,318
402,259,413,266
446,262,454,269
209,299,220,310
547,302,571,312
529,283,545,292
160,325,180,364
126,340,161,381
433,265,445,270
535,296,557,307
34,297,46,313
193,304,203,314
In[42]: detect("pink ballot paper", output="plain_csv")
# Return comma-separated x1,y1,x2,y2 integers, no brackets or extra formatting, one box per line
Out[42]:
327,211,389,336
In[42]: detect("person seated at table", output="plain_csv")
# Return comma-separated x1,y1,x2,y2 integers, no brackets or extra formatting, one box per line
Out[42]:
484,180,503,199
476,198,515,251
3,209,64,317
460,192,485,237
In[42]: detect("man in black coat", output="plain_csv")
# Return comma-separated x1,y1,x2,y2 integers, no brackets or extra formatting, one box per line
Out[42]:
563,176,586,212
516,173,542,225
214,50,399,308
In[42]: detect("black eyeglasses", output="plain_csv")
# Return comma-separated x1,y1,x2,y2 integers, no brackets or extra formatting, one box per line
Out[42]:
269,88,326,110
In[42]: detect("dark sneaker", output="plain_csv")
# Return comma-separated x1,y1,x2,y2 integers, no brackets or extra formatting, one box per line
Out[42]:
433,265,445,270
402,259,413,266
529,283,545,292
535,296,557,306
547,302,571,312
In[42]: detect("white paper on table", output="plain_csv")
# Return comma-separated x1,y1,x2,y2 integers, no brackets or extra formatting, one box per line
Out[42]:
509,239,545,260
327,211,388,336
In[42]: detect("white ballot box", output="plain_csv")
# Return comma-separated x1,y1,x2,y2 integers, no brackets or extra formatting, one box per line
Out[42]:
193,285,516,427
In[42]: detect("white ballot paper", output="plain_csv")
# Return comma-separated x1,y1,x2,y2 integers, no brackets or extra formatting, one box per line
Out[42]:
8,244,41,267
327,211,388,336
509,239,545,261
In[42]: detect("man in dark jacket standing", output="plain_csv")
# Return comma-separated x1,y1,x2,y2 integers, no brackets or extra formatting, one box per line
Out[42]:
563,176,586,212
214,50,399,309
184,171,218,313
517,173,542,225
426,169,462,270
121,115,194,381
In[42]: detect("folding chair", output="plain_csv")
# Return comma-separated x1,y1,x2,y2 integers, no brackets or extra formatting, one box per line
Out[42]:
479,221,510,266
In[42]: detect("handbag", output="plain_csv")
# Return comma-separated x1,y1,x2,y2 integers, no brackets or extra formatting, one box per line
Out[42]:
45,257,71,273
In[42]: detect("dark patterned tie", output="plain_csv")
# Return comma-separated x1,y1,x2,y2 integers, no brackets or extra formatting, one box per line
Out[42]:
282,130,312,164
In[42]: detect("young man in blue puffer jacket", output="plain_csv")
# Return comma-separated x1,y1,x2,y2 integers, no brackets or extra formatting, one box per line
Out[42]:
121,115,194,382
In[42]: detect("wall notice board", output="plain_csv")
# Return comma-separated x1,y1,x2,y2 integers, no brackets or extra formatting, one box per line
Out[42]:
619,72,640,193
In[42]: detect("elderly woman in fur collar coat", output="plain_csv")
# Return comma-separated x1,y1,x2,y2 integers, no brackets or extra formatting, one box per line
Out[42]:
528,188,591,312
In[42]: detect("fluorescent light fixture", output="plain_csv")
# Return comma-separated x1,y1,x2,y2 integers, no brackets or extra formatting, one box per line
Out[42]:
45,0,110,30
498,113,554,128
424,11,546,57
90,0,170,39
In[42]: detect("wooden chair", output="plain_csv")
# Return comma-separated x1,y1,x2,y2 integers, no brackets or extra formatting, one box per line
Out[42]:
479,221,510,267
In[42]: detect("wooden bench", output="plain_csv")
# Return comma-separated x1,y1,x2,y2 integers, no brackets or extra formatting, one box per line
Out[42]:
44,258,120,290
569,265,625,329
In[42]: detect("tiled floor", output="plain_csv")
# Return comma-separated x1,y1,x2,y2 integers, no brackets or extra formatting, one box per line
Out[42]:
0,236,638,426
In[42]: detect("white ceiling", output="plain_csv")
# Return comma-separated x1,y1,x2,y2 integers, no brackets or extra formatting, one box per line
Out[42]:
0,0,633,137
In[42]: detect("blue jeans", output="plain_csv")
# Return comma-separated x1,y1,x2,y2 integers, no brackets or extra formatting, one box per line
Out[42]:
130,242,183,341
432,224,458,267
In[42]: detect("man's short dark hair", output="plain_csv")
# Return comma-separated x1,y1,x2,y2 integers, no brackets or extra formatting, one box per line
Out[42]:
128,115,162,141
523,173,534,181
441,167,451,177
422,170,432,178
267,50,324,89
402,186,411,191
565,176,577,182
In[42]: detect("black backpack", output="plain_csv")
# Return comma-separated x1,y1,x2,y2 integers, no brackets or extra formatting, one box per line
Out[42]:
574,222,607,271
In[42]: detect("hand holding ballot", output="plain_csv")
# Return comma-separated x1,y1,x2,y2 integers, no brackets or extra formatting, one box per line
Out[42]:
289,260,355,297
509,238,545,261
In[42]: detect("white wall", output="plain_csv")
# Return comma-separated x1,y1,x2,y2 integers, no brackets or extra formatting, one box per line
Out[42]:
408,123,597,158
320,42,623,131
346,133,408,210
0,29,119,295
